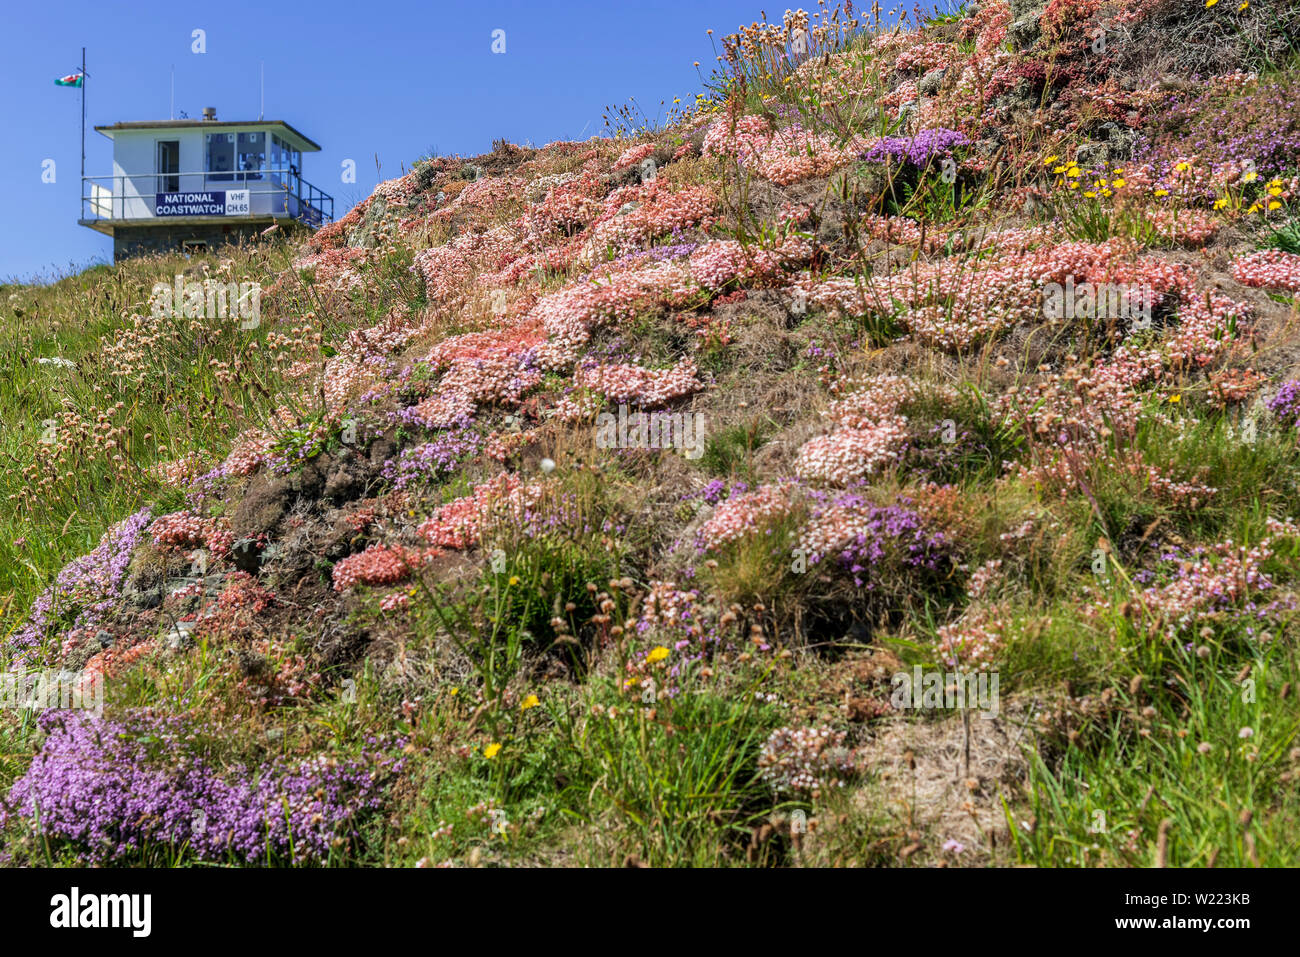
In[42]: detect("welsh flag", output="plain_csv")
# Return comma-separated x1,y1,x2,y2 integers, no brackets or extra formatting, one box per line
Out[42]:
54,73,83,87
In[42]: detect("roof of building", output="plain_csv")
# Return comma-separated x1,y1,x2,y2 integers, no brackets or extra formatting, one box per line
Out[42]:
93,119,321,151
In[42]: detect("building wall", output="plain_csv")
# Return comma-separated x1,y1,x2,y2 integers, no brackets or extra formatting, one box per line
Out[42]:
108,132,166,218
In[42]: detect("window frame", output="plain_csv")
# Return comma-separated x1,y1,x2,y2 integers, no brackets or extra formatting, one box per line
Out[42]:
205,131,236,184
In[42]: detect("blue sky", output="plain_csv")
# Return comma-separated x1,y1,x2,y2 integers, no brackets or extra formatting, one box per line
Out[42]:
0,0,798,280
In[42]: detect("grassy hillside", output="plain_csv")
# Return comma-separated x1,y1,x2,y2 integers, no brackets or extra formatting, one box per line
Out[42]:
3,0,1300,867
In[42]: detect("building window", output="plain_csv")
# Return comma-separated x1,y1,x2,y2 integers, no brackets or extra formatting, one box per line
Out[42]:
237,132,266,181
206,132,235,182
156,140,180,193
270,134,286,183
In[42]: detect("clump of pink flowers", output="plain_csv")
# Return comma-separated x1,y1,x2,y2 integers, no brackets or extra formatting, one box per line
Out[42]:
697,483,795,551
150,510,207,548
688,236,812,290
752,126,868,186
152,451,211,489
794,375,915,486
794,418,909,485
757,725,856,796
572,357,702,407
1233,249,1300,293
1127,518,1299,639
612,142,657,172
935,611,1007,672
332,544,434,592
223,428,277,477
585,181,716,257
702,113,774,165
417,472,544,550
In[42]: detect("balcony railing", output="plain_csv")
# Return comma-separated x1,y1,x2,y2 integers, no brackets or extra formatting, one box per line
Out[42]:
81,167,334,227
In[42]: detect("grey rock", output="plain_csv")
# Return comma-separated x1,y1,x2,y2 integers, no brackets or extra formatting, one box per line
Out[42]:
1075,141,1111,171
919,67,947,97
125,584,162,610
1008,0,1044,47
1097,122,1137,161
166,619,196,652
1009,14,1042,49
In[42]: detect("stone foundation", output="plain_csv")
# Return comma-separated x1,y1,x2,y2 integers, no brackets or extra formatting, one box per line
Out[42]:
112,221,308,261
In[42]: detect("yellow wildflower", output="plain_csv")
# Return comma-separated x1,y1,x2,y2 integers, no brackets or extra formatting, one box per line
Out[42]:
645,646,671,664
521,694,540,711
484,742,502,759
1154,189,1170,197
1112,178,1126,188
1269,200,1282,210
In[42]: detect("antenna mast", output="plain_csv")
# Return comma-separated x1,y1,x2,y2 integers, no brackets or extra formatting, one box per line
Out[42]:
80,47,86,181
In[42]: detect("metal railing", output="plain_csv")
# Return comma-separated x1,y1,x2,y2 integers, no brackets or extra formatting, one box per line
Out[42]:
81,167,334,227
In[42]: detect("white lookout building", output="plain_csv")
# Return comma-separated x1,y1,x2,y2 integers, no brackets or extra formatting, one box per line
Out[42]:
80,107,334,260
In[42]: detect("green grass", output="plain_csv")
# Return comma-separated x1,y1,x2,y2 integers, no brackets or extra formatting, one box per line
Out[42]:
1013,623,1300,867
1262,217,1300,253
382,660,785,867
696,416,775,480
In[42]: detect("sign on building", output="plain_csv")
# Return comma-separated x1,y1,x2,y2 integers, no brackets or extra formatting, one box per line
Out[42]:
154,189,250,217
